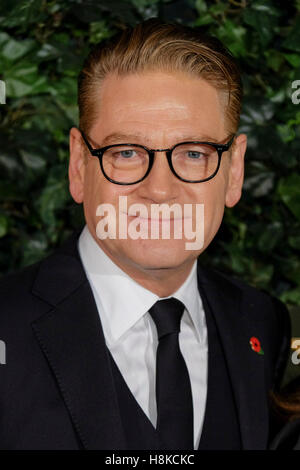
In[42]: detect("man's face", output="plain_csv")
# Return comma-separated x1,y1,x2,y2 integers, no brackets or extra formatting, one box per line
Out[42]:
69,70,246,276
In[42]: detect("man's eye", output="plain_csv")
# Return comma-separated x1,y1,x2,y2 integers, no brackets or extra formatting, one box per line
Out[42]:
122,150,137,158
186,151,205,159
113,149,138,158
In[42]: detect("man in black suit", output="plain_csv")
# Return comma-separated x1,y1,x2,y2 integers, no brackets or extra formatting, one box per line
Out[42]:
0,19,291,450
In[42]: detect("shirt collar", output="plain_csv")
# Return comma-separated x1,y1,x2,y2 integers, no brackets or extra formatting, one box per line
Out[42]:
78,224,204,346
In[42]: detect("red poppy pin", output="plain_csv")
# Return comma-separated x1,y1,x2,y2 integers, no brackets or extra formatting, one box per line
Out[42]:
249,336,264,355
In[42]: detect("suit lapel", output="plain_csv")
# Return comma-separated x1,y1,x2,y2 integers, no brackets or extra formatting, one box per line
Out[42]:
31,231,126,449
197,264,269,450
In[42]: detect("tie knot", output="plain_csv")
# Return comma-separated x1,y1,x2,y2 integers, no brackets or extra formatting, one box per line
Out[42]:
149,297,185,340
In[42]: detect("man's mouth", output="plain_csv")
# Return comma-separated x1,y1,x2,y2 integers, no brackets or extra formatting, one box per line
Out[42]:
123,212,190,222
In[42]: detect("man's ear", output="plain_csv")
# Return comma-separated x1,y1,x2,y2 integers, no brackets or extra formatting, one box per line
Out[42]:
69,127,86,203
225,133,247,208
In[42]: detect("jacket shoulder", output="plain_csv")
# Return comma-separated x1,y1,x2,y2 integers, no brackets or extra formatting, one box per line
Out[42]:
0,229,84,326
198,263,288,314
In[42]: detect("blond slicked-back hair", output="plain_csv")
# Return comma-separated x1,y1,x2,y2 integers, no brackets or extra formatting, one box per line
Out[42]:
78,18,243,136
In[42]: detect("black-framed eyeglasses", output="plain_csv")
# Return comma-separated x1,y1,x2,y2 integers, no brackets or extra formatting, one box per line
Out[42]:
79,128,235,185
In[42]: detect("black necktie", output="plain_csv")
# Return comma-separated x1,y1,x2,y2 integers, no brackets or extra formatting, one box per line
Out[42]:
149,297,194,450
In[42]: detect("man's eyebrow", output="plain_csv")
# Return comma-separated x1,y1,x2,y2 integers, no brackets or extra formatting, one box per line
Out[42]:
100,133,150,146
97,132,226,147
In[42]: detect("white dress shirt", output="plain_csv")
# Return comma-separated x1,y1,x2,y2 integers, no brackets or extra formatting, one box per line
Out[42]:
78,224,208,449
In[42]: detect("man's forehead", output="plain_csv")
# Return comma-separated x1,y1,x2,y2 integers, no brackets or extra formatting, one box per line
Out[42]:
100,71,223,113
93,73,226,146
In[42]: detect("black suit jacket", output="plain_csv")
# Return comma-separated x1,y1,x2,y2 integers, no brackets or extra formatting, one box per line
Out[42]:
0,228,291,450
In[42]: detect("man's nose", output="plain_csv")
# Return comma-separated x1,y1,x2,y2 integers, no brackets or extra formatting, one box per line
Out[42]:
137,150,179,203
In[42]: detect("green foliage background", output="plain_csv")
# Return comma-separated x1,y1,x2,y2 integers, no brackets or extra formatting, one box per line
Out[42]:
0,0,300,319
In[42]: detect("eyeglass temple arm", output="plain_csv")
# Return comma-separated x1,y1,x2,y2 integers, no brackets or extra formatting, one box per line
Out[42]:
225,134,235,149
79,128,96,154
208,134,235,152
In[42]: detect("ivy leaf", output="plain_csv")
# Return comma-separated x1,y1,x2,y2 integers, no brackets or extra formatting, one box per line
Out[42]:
69,0,140,25
34,167,71,226
278,175,300,221
282,17,300,53
242,0,280,47
21,232,49,267
0,0,47,30
4,62,48,98
0,33,35,65
20,150,47,170
0,214,8,238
